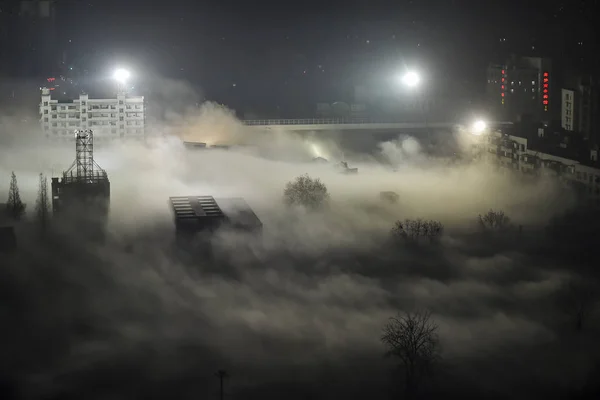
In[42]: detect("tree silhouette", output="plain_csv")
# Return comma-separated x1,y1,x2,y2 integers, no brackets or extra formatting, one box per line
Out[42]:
382,311,440,398
5,172,26,220
478,209,510,231
391,219,443,243
283,174,329,209
35,173,50,236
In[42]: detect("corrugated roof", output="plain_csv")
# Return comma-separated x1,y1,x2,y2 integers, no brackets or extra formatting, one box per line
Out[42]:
169,196,225,220
169,196,262,232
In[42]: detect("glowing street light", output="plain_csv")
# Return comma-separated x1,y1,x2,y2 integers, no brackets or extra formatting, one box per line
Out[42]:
401,71,421,88
113,68,131,84
471,120,487,135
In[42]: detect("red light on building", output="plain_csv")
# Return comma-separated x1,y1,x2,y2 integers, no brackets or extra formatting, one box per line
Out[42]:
501,85,505,89
501,70,505,74
47,77,55,82
543,83,549,88
543,94,549,99
543,100,548,105
49,87,55,91
501,93,505,97
543,72,549,77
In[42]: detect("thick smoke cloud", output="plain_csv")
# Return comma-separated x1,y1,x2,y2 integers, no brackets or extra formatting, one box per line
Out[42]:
1,79,598,399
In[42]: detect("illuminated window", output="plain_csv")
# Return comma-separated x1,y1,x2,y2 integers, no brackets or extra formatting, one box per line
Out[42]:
532,80,535,85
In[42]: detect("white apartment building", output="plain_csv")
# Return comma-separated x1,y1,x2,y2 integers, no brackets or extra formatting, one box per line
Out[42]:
39,88,145,142
477,130,600,205
561,89,576,131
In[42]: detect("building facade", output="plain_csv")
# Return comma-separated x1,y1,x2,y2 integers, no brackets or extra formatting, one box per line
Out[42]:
561,74,600,145
40,88,145,142
561,89,577,131
475,130,600,206
486,56,553,123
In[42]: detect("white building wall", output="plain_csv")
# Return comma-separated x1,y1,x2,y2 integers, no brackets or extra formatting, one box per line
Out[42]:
561,89,576,131
39,88,145,142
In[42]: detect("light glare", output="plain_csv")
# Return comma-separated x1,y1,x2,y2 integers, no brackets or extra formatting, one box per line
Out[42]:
472,120,487,135
402,71,420,88
113,68,131,84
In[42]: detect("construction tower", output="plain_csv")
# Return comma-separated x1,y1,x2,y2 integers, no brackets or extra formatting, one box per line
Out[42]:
51,130,110,229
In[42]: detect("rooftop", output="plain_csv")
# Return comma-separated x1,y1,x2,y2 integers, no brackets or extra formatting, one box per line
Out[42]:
169,196,262,232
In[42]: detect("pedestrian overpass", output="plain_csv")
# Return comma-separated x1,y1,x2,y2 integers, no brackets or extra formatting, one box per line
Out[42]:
242,118,512,132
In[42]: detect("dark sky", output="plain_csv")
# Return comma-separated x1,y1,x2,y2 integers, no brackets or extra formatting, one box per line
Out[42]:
4,0,597,112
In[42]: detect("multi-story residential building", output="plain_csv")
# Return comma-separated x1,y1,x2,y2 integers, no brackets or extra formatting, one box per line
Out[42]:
486,55,553,123
476,129,600,206
561,74,600,145
39,88,145,142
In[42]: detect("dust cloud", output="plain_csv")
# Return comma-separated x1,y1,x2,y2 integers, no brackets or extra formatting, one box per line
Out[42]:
0,79,598,399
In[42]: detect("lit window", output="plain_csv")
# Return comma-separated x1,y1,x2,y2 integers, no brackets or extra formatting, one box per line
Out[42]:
532,80,535,85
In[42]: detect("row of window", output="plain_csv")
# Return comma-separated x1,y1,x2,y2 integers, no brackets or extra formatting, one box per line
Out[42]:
42,101,143,110
44,128,144,135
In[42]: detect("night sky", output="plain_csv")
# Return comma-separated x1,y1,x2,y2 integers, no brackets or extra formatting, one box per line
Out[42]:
44,0,593,110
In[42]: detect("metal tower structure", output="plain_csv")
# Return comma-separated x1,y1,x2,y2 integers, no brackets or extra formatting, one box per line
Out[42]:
63,129,106,182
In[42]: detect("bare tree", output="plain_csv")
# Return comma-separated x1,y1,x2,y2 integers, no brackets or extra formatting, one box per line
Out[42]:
478,209,511,231
391,219,443,243
5,171,26,220
561,278,597,332
382,311,440,397
283,174,329,210
35,173,50,236
422,220,444,243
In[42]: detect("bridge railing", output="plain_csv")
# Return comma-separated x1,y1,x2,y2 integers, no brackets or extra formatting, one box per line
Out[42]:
242,118,513,127
243,118,385,126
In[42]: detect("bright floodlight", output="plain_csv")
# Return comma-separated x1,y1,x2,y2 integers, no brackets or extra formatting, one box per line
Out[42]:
401,71,420,88
113,68,131,84
472,120,487,135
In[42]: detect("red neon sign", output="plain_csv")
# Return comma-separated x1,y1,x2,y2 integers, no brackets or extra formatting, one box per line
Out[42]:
501,70,505,74
501,93,505,97
543,72,549,77
47,77,55,82
543,100,548,105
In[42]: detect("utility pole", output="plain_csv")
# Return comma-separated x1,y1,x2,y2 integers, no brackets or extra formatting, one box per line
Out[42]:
215,369,228,400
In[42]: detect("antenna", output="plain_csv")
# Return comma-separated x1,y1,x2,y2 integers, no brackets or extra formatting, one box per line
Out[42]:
64,129,106,182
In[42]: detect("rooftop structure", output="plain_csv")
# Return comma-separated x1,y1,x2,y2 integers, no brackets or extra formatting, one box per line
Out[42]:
169,196,262,235
51,130,110,227
40,89,145,143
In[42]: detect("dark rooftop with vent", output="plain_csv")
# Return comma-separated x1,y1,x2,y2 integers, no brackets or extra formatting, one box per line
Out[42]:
169,196,262,235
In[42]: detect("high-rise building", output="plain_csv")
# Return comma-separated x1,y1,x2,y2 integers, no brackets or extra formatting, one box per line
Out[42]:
561,74,600,145
40,88,145,142
486,55,553,123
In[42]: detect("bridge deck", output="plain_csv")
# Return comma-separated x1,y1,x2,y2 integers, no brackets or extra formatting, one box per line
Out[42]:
242,118,512,131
